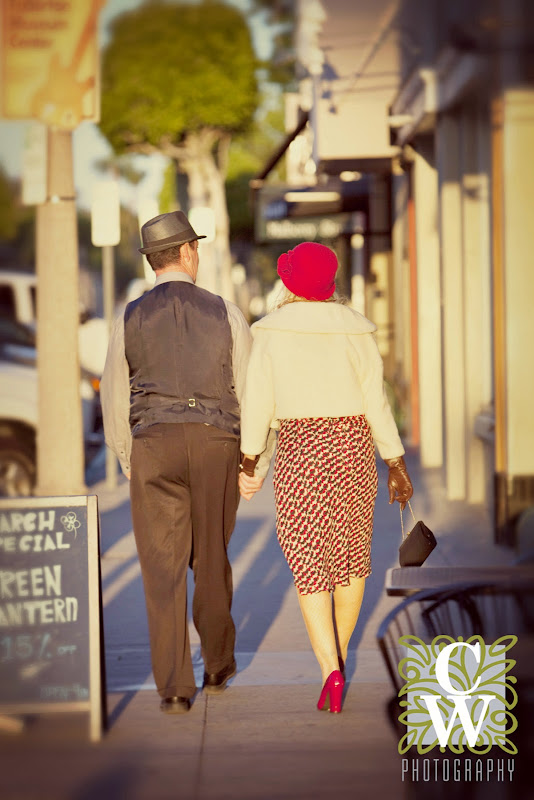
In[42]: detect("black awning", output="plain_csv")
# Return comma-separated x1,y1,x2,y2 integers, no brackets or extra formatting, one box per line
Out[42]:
250,110,309,188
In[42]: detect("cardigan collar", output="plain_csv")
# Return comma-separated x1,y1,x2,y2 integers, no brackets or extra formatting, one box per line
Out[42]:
252,301,377,335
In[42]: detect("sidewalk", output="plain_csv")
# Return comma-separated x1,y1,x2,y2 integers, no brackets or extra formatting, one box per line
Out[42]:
0,448,515,800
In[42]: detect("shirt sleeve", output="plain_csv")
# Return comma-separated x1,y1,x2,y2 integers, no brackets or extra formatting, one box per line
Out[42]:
357,333,405,460
240,330,277,478
100,310,132,476
224,300,253,406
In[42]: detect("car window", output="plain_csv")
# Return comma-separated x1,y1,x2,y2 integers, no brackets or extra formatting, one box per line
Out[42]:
0,285,15,320
0,318,35,346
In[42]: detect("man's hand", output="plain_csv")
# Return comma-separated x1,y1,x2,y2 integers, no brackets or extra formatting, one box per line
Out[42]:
239,472,264,501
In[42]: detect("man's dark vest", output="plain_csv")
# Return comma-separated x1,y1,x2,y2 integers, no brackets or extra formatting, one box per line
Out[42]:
123,281,240,437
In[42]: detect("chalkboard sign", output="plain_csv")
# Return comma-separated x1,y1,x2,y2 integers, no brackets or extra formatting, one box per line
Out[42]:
0,495,104,740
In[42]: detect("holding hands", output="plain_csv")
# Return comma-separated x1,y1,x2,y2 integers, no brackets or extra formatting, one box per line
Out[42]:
239,454,264,500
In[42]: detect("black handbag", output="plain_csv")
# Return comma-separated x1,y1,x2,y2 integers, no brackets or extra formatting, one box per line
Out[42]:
399,502,437,567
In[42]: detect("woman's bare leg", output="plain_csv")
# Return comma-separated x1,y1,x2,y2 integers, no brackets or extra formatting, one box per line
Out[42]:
332,576,366,664
297,588,339,684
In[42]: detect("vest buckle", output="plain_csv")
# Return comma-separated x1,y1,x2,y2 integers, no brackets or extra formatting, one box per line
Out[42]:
188,398,196,407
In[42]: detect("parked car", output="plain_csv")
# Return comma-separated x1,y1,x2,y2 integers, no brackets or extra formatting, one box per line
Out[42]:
0,322,103,497
0,269,36,328
0,268,109,375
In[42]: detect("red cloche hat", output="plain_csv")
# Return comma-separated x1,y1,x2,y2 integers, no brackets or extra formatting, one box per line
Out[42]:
277,242,337,301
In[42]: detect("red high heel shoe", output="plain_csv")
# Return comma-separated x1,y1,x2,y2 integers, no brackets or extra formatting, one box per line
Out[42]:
317,669,345,713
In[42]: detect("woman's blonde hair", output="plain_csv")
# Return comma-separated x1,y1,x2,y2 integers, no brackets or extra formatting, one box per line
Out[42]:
270,281,348,311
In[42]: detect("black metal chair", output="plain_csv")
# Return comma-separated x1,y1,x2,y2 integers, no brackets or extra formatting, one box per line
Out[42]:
377,578,534,693
376,579,534,798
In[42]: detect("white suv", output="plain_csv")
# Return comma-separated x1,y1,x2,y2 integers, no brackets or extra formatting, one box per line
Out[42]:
0,316,103,497
0,270,37,328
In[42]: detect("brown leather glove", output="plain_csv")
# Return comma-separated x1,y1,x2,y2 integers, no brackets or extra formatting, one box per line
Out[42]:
240,454,259,477
384,456,413,511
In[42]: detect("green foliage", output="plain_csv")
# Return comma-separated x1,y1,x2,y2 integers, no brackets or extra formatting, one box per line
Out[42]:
0,168,19,242
93,155,145,185
249,0,296,87
158,161,179,213
226,105,286,238
0,172,37,267
100,0,259,153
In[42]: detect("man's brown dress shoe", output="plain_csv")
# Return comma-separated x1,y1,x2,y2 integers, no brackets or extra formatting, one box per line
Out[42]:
202,659,237,695
160,696,191,714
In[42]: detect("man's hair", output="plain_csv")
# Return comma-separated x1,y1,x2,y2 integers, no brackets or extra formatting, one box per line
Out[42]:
146,244,184,272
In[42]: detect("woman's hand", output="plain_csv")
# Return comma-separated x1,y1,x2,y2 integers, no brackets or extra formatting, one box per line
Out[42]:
239,472,264,501
384,456,413,511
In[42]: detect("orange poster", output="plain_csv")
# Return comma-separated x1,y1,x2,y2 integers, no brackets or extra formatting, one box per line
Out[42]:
1,0,103,129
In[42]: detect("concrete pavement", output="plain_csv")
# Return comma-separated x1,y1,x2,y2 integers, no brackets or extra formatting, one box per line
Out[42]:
0,448,518,800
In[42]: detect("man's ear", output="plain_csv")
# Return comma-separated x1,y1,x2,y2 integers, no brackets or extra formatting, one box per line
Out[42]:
180,242,191,263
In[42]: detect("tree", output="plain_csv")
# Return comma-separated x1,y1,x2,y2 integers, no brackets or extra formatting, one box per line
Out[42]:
226,104,286,238
99,0,258,299
0,167,18,243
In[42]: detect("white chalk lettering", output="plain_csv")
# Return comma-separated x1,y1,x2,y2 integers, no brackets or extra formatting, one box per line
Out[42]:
15,571,29,597
10,513,25,532
40,683,88,700
65,597,77,620
54,597,66,622
14,532,70,552
0,536,16,551
24,512,36,531
56,531,70,549
38,511,55,531
30,567,44,596
5,602,22,625
0,565,62,599
0,571,15,598
0,512,38,533
0,597,78,626
44,565,62,596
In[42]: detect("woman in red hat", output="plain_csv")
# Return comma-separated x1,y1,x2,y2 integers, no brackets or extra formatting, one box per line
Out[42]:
239,241,412,713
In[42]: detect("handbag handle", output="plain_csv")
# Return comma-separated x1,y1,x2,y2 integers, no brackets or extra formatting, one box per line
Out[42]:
399,500,417,541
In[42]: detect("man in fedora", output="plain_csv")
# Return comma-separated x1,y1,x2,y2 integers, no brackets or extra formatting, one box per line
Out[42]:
101,210,269,713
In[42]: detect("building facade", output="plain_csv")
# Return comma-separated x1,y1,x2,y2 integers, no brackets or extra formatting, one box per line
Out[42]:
255,0,534,542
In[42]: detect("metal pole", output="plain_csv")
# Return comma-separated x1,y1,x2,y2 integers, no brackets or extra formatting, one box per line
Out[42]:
36,127,86,496
102,244,117,489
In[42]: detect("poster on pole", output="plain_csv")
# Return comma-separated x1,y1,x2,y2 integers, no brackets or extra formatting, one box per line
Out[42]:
0,495,106,741
0,0,103,129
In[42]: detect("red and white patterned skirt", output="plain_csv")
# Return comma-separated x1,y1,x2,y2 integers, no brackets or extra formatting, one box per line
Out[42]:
273,415,378,594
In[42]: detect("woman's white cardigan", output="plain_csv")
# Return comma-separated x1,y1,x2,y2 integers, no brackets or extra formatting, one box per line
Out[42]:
240,301,405,478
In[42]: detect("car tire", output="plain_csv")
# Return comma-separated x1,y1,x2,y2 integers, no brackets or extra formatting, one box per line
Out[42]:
0,437,36,497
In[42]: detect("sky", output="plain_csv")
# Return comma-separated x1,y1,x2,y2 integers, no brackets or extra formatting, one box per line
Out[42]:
0,0,274,215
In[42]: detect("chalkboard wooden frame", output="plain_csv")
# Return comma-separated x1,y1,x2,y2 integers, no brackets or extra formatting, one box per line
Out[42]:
0,494,105,741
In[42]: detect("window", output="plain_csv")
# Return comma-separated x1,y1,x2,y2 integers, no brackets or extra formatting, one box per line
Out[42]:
0,285,15,320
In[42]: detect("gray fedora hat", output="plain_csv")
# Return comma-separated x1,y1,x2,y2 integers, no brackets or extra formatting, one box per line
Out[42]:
139,210,206,255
